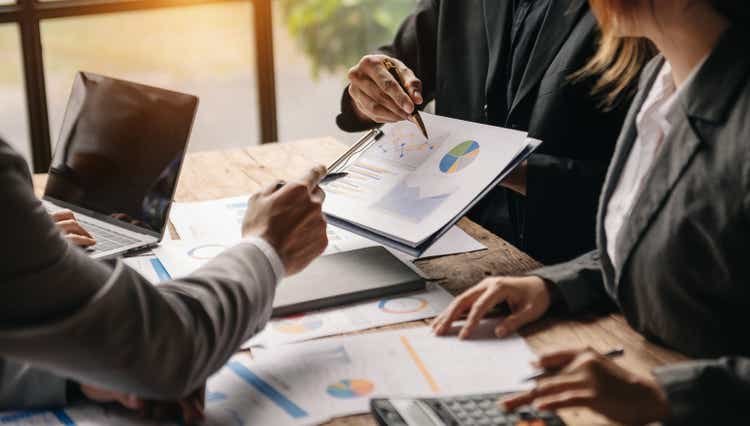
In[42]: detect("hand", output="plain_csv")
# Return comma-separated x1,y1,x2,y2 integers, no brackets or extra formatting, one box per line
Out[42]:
500,160,527,196
500,348,671,424
242,166,329,276
81,384,205,425
431,276,551,339
347,54,423,124
51,210,96,247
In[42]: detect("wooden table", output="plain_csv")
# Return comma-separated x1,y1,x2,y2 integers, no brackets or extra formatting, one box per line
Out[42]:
33,138,687,425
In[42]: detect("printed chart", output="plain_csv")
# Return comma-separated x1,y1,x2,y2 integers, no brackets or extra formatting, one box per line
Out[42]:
326,379,375,399
439,140,480,174
187,243,227,260
273,315,325,334
378,296,429,314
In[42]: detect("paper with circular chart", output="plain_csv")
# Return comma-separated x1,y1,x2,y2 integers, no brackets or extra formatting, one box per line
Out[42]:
322,112,536,248
242,283,455,348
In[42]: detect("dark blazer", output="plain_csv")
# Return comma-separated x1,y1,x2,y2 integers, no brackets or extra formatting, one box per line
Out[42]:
337,0,631,264
534,27,750,424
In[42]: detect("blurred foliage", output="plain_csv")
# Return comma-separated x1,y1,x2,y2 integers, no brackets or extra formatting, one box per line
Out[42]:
278,0,415,78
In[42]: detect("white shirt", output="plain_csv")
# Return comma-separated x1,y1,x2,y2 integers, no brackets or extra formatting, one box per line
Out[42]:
604,60,702,266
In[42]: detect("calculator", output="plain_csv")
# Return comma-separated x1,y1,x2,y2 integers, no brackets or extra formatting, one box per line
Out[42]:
371,392,565,426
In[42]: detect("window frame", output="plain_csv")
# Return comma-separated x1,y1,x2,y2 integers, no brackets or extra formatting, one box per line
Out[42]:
0,0,277,172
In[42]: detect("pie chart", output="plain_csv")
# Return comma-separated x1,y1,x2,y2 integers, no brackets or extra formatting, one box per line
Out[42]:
439,140,480,174
326,379,375,399
187,244,227,260
273,315,324,334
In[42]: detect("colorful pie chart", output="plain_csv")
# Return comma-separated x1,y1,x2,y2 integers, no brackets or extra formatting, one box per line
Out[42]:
326,379,375,399
273,315,324,334
439,140,480,174
378,297,428,314
187,244,227,260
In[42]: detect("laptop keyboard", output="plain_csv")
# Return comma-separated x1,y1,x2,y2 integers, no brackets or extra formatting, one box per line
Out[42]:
77,218,141,254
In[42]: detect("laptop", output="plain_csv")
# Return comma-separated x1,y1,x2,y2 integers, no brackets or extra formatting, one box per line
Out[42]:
43,72,198,259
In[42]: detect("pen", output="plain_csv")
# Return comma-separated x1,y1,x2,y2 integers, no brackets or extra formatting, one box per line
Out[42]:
382,58,429,139
320,172,349,184
522,348,625,382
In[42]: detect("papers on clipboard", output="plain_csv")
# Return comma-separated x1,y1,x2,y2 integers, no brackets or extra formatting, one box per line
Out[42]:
322,112,540,256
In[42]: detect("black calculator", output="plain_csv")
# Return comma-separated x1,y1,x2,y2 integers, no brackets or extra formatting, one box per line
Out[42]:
371,392,565,426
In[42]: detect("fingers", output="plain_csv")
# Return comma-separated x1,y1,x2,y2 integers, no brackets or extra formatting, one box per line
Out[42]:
51,209,75,222
536,348,590,370
533,390,595,411
116,394,143,411
299,165,327,192
55,219,94,239
65,234,97,247
431,285,485,336
349,78,410,120
349,85,405,123
395,61,423,104
500,374,586,412
494,305,536,338
459,286,509,339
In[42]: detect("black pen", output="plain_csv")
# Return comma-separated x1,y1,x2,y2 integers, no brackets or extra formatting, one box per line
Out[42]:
320,172,348,184
522,348,625,382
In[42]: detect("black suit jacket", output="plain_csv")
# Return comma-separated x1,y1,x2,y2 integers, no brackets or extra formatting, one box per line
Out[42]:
534,27,750,424
337,0,631,264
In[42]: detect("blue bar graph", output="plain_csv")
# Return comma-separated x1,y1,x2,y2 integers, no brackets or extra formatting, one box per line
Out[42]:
0,409,75,425
150,258,172,281
226,362,308,419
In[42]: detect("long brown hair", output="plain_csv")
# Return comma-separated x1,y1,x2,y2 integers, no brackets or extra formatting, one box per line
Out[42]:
579,0,750,108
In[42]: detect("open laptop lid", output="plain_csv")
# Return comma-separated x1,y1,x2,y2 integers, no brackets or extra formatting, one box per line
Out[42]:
43,72,198,238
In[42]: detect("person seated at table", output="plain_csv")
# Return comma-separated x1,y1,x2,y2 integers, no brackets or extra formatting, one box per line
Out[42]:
432,0,750,423
337,0,634,264
0,138,329,422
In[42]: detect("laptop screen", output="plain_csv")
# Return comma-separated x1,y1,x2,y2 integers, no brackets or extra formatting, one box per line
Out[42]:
44,72,198,236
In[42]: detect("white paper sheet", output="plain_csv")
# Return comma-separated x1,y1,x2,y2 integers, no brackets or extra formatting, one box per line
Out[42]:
246,323,536,422
168,195,486,260
322,113,530,245
243,283,454,348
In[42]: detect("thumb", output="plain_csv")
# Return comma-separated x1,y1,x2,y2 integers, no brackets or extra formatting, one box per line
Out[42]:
494,306,537,337
300,165,327,192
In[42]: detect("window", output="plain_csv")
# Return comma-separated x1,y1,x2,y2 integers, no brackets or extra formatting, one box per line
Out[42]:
42,3,258,153
0,24,30,162
2,0,415,172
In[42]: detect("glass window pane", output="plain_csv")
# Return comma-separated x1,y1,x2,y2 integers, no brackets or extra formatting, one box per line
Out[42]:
0,0,16,5
42,3,258,153
273,0,415,144
0,24,31,163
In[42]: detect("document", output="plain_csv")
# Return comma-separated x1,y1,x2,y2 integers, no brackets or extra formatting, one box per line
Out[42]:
168,196,485,259
122,254,171,284
245,323,536,423
243,283,454,348
322,113,539,256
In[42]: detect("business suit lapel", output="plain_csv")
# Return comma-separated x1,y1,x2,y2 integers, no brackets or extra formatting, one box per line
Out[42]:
508,0,587,115
483,0,511,99
596,58,664,282
612,27,750,278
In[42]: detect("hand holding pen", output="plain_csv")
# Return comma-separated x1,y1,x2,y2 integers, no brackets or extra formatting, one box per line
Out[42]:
499,347,671,424
346,54,427,136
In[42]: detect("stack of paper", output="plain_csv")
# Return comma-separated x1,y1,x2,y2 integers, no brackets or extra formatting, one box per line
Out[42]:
323,113,539,256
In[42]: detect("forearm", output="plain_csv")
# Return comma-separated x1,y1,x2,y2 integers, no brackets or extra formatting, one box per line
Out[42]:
0,242,278,400
654,357,750,425
0,359,68,410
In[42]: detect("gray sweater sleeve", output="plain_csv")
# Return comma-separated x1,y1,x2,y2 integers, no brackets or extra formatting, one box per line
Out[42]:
0,142,278,401
527,250,613,314
654,358,750,424
0,360,68,410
